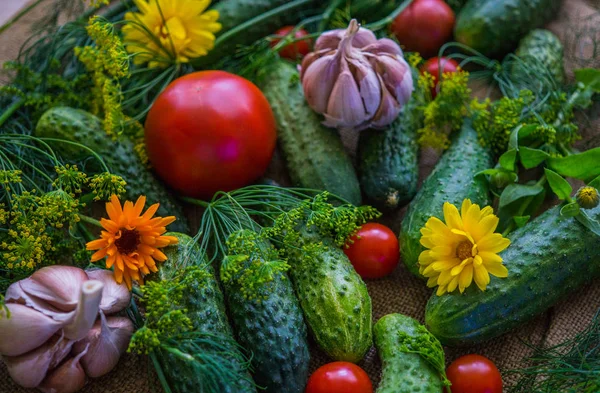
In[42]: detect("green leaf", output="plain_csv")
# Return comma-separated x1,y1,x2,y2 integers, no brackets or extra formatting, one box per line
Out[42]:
560,202,580,217
499,184,545,208
574,68,600,92
588,175,600,190
499,149,517,171
514,215,530,227
547,148,600,181
545,168,573,200
575,210,600,237
509,124,537,151
519,146,550,169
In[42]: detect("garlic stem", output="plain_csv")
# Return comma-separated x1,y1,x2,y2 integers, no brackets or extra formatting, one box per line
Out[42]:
63,280,103,341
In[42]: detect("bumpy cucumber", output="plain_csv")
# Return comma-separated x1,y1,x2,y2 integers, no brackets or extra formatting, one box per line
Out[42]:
400,120,492,276
261,61,361,205
158,232,256,393
221,232,310,393
357,68,422,209
425,204,600,346
374,314,445,393
34,107,188,232
455,0,563,57
512,29,565,87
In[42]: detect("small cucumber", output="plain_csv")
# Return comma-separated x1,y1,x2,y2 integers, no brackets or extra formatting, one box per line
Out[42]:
34,107,188,232
374,314,446,393
455,0,563,57
400,120,492,277
425,204,600,346
261,61,361,206
512,29,565,87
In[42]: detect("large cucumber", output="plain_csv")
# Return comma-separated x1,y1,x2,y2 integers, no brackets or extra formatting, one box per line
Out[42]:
425,204,600,346
400,120,492,277
357,68,422,210
455,0,563,58
261,60,361,206
511,29,565,88
34,107,188,232
374,314,445,393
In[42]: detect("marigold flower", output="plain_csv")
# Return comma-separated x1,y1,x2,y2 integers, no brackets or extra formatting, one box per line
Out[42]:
418,199,511,296
86,195,178,289
576,186,599,209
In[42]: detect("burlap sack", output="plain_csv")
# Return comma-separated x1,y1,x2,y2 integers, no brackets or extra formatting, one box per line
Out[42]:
1,1,599,392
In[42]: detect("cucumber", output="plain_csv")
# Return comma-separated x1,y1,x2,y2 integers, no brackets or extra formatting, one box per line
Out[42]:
261,60,361,206
221,231,310,393
357,68,422,210
425,204,600,346
34,107,188,232
286,227,372,363
400,120,492,277
455,0,563,58
511,29,565,87
374,314,445,393
157,232,256,393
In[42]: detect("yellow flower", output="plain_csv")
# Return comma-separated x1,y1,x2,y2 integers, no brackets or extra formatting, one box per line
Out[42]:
86,195,178,289
576,186,599,209
122,0,222,68
418,199,511,296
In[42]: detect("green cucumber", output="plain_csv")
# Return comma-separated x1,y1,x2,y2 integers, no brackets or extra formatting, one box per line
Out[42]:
511,29,565,87
425,204,600,346
357,68,422,209
400,120,492,277
157,232,256,393
261,60,361,206
34,107,188,232
221,231,310,393
455,0,563,58
374,314,445,393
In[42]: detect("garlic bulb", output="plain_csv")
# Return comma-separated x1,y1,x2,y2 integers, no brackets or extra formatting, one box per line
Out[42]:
39,344,89,393
300,19,413,131
85,269,131,314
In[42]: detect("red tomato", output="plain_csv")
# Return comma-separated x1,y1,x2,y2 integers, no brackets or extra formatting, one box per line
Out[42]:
272,26,311,60
145,71,277,199
391,0,455,58
446,354,503,393
305,362,373,393
420,57,460,98
344,223,399,279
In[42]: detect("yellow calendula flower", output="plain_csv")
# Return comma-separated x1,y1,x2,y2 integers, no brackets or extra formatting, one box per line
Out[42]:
418,199,511,296
122,0,222,68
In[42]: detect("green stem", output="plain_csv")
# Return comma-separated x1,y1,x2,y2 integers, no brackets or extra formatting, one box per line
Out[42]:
150,352,173,393
0,99,25,128
180,197,210,208
77,222,96,243
318,0,344,32
364,0,414,31
0,0,46,35
78,214,103,228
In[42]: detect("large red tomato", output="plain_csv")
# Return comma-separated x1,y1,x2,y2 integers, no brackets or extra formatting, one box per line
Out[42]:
420,57,460,98
305,362,373,393
145,71,277,199
344,223,399,279
272,26,311,60
391,0,455,58
446,354,503,393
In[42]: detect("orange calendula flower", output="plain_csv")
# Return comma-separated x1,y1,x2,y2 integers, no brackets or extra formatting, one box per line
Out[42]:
86,195,178,289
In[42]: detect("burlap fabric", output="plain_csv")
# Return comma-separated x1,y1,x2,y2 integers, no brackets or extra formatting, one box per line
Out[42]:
1,1,600,392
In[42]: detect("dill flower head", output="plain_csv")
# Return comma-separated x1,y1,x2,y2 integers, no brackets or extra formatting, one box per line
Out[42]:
576,186,599,209
122,0,222,68
418,199,511,296
86,195,178,289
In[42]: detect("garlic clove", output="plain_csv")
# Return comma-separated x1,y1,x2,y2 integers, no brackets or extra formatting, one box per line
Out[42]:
85,269,131,315
324,60,367,129
314,29,343,51
19,266,89,312
346,56,381,119
375,55,414,107
6,282,75,323
72,313,134,378
3,334,74,388
363,38,404,57
302,52,341,113
370,82,401,129
63,280,104,341
39,344,88,393
0,303,63,356
352,27,378,48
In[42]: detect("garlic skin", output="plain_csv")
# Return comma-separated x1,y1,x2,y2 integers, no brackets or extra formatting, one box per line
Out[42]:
300,19,413,131
63,280,104,341
39,344,89,393
85,269,131,315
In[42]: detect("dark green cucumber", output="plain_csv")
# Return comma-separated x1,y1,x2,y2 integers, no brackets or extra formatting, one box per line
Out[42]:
357,68,422,210
400,120,492,277
425,204,600,346
455,0,563,57
34,107,188,232
261,61,361,206
374,314,445,393
221,231,309,393
157,232,256,393
511,29,565,87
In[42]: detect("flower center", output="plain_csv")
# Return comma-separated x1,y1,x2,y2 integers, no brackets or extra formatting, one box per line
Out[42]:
456,240,473,260
115,229,141,255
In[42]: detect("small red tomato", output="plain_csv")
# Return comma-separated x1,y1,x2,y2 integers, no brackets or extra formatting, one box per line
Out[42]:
420,57,460,98
391,0,455,58
446,354,503,393
272,26,311,60
305,362,373,393
344,223,399,279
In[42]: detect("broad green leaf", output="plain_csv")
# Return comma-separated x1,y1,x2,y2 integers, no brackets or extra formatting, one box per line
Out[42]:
499,183,545,208
509,124,537,150
519,146,550,169
575,210,600,237
588,175,600,190
560,202,580,217
514,215,530,227
574,68,600,92
499,149,517,171
547,147,600,181
545,168,573,200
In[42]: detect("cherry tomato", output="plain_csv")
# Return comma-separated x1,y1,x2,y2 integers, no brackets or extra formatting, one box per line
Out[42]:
272,26,311,60
305,362,373,393
391,0,455,58
145,71,277,199
420,57,460,98
446,354,503,393
344,223,400,279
